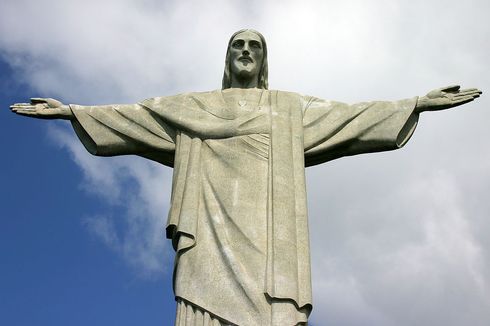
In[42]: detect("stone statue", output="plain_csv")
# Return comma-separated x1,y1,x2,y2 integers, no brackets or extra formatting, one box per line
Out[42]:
10,29,482,326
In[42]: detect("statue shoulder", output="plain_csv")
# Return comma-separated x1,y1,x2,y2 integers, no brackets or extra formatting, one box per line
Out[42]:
139,90,220,108
273,89,319,100
271,90,322,110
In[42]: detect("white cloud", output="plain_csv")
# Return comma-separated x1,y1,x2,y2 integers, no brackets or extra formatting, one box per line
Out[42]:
3,0,489,324
308,165,490,325
82,214,121,249
46,123,172,278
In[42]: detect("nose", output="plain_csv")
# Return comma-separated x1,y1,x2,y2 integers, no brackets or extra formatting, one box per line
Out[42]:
242,42,250,55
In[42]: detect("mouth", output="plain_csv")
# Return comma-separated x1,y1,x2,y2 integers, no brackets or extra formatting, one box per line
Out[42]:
238,56,253,63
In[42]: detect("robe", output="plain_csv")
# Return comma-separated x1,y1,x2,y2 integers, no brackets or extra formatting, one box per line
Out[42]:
70,89,419,325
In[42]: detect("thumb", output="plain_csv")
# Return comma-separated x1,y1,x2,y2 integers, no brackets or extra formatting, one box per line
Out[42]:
30,98,63,108
441,85,460,93
45,98,64,108
30,97,48,104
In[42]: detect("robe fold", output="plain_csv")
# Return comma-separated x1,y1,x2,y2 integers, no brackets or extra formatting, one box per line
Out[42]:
70,89,418,325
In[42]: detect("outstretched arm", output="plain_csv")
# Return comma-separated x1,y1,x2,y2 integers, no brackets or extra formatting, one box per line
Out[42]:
303,96,420,166
303,84,482,166
10,97,176,166
10,98,73,120
415,85,482,113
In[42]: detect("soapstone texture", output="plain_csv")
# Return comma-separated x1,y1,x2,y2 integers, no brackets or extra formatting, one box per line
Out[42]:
69,89,419,325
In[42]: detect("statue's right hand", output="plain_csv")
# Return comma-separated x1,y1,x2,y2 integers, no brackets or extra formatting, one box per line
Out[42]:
10,98,73,120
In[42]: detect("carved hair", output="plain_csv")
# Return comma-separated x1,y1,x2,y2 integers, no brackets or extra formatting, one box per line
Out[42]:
222,29,269,90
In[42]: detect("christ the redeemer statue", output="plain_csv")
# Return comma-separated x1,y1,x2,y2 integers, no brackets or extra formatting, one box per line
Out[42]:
11,29,481,326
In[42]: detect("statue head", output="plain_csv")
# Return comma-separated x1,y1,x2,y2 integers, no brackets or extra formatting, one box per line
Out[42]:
222,29,268,89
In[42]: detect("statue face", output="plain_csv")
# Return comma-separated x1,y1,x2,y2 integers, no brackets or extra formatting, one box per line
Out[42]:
229,31,264,82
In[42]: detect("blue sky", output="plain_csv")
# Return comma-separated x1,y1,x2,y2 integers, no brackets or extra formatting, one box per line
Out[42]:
1,1,489,325
0,58,175,325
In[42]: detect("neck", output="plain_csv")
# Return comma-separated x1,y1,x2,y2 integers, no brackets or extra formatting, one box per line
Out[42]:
230,76,259,89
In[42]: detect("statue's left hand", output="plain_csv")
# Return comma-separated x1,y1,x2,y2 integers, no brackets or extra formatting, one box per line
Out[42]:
415,85,482,113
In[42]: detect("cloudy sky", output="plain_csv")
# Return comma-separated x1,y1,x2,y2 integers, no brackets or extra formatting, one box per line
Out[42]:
1,0,489,325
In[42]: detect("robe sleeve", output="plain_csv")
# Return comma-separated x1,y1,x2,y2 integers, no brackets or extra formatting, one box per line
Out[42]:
70,103,176,167
303,97,419,167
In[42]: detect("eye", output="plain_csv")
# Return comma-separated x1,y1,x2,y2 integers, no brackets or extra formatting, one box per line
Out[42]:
250,41,262,49
232,40,244,49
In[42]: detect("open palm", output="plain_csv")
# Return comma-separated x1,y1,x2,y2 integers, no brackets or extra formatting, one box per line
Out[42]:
10,98,72,120
416,85,482,112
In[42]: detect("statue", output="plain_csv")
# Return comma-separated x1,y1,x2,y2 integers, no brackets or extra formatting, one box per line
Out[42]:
10,29,482,326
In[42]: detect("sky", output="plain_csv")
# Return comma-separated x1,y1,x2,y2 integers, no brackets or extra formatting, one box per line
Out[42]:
1,0,489,325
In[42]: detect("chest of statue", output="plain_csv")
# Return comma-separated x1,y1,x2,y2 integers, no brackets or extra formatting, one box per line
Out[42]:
220,88,268,118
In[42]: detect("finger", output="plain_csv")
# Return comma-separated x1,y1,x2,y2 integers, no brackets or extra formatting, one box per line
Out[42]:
452,96,475,105
10,106,36,112
13,109,38,116
441,85,460,93
11,103,31,106
454,90,482,98
459,88,480,93
10,104,36,108
462,88,483,94
12,107,37,112
453,88,481,94
13,108,60,120
11,103,47,111
30,98,48,104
